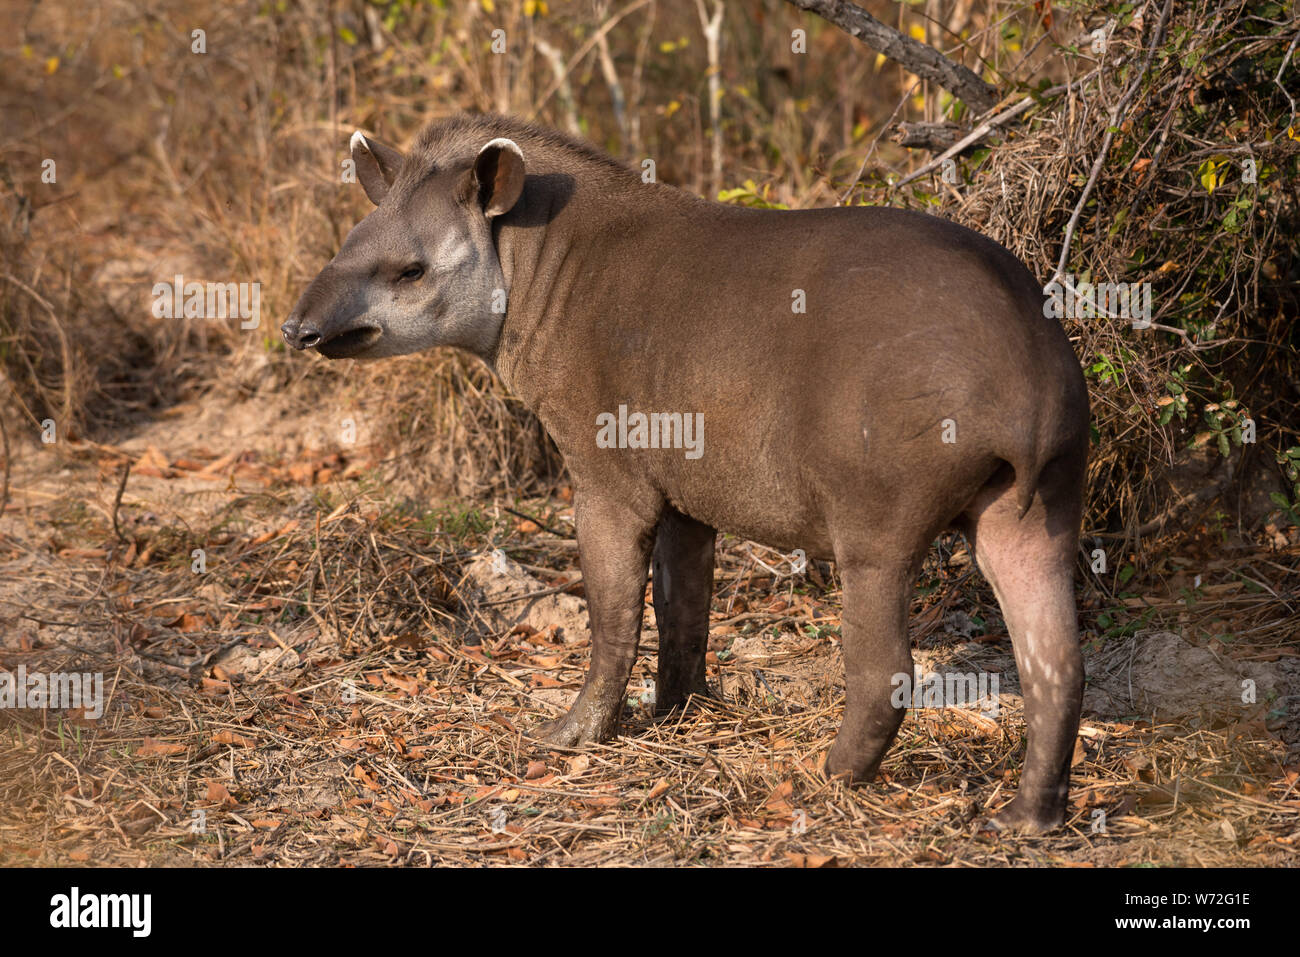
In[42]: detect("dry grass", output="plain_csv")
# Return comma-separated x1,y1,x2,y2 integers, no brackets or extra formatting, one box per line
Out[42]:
1,0,1298,866
0,434,1296,865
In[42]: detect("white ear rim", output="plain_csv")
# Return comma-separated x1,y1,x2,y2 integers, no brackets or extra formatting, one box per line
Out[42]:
479,137,523,163
350,130,370,154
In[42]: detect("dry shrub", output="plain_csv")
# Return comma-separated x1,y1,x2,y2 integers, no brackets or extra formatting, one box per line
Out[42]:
0,210,193,439
352,349,564,500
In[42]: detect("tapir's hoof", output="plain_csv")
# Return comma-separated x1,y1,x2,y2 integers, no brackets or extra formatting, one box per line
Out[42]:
984,797,1065,835
532,706,614,748
821,746,883,786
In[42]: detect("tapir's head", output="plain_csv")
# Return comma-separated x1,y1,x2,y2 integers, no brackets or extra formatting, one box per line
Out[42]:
281,130,525,360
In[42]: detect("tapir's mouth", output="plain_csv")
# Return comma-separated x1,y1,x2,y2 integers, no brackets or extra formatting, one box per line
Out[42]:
316,325,383,359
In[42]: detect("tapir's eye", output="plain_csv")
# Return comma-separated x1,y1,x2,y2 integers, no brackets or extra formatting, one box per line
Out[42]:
397,264,425,283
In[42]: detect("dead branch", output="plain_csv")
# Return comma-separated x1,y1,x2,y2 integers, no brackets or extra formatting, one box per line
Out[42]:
785,0,997,113
891,121,965,153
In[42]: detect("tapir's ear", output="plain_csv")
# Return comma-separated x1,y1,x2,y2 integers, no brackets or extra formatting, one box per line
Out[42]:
473,138,525,218
350,130,404,205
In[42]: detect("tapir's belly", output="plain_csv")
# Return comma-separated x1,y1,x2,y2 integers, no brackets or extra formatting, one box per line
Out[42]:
584,384,914,560
669,464,837,560
639,376,996,561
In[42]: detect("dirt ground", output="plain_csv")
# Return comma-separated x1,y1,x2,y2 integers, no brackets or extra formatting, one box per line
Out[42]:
0,388,1297,867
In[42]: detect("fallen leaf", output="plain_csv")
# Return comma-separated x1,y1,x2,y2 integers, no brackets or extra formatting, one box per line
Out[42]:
383,672,420,696
200,677,231,696
205,780,237,807
529,673,569,688
248,520,299,547
763,779,794,813
166,612,204,633
786,852,839,868
353,765,380,791
212,730,256,748
565,754,589,774
136,737,185,758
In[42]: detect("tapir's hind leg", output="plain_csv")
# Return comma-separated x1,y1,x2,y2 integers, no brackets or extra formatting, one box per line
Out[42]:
824,559,916,783
961,453,1085,832
651,507,716,714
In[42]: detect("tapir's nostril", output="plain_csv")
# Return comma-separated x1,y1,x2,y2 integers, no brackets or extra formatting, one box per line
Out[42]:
281,317,322,351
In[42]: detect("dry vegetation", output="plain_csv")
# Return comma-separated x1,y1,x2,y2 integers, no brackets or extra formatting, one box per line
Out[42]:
0,0,1297,866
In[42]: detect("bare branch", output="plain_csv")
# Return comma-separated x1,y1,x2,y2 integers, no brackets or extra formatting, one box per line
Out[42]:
894,95,1037,187
696,0,725,198
891,120,964,153
785,0,998,113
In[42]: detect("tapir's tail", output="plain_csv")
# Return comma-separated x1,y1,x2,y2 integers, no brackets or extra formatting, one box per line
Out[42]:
1005,364,1090,520
1011,450,1041,520
1002,298,1091,521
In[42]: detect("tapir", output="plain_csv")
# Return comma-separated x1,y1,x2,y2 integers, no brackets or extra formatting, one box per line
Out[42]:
283,114,1090,832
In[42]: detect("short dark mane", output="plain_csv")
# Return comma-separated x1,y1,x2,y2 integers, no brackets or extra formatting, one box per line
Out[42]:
398,113,635,189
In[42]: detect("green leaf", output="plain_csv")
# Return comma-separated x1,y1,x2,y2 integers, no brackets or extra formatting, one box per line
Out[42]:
1197,157,1226,193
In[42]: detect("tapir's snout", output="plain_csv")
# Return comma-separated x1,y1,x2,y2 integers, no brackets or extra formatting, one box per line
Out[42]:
282,311,383,357
282,271,384,359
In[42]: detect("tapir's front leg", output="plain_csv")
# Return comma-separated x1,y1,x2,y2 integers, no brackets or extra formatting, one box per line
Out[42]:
539,492,658,746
